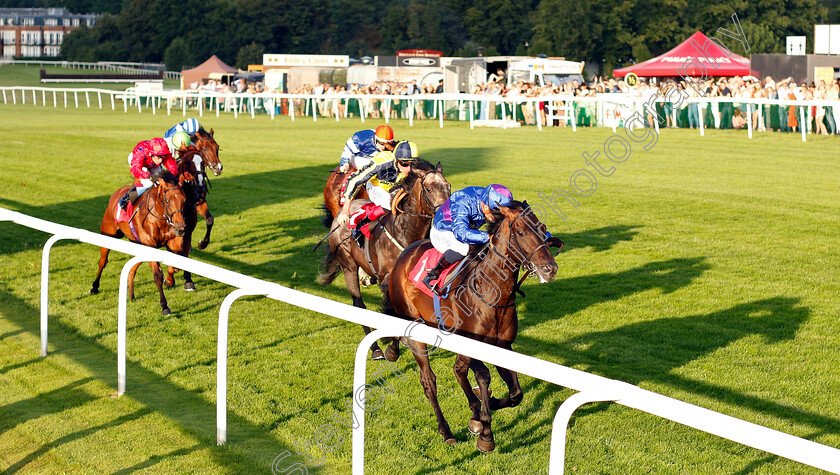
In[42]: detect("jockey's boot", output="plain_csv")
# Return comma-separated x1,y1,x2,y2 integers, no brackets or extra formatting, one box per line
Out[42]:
119,187,139,210
423,256,453,293
351,218,369,246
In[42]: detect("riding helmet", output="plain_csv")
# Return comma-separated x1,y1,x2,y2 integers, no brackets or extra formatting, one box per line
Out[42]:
394,141,420,162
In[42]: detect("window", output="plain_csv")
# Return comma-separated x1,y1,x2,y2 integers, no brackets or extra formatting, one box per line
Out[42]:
72,18,79,26
22,18,34,26
45,18,57,27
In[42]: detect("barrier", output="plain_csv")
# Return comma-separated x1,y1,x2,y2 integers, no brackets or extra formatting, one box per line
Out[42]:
1,205,839,473
2,85,837,142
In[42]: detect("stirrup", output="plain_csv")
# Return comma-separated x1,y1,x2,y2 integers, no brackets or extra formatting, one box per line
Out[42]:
351,227,365,246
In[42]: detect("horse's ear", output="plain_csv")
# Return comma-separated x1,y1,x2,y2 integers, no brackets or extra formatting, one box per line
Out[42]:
210,128,215,137
497,203,517,221
436,161,442,172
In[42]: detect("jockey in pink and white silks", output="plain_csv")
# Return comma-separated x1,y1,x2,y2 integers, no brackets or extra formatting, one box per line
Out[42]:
119,138,178,211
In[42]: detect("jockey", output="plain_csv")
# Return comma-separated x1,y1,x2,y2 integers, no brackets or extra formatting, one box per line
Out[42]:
336,140,419,244
423,184,562,292
338,124,397,173
169,131,192,157
119,137,178,211
164,118,200,156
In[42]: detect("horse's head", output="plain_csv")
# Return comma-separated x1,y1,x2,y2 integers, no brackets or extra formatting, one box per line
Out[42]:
192,127,222,176
495,200,558,283
408,160,450,213
154,170,188,237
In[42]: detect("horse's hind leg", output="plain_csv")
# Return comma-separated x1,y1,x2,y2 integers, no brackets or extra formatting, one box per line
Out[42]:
148,261,171,316
452,355,483,436
89,247,110,294
164,266,176,288
340,263,383,360
411,341,455,444
490,365,523,411
128,261,143,300
471,359,495,452
196,203,213,250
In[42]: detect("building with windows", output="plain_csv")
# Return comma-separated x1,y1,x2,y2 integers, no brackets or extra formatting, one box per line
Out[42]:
0,8,101,59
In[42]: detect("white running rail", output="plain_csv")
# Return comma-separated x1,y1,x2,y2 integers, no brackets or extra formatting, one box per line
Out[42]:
1,205,839,474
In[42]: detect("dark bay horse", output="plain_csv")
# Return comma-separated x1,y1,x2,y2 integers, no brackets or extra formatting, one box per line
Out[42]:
388,201,559,452
161,147,205,291
190,127,221,250
323,167,369,218
318,160,451,359
90,169,193,316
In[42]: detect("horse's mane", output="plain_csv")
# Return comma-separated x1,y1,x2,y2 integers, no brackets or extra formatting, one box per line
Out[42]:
150,167,179,186
195,126,210,138
392,158,436,194
486,200,527,236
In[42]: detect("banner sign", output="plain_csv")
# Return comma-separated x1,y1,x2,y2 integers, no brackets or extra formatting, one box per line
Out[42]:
263,54,349,68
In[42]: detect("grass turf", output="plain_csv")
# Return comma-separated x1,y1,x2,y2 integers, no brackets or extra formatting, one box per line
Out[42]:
0,102,838,474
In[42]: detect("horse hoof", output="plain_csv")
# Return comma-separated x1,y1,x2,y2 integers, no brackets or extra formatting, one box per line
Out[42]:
184,282,196,291
161,308,172,316
164,280,174,289
371,349,385,360
468,419,482,435
89,288,99,295
384,346,400,362
197,241,208,250
477,436,495,453
444,437,457,445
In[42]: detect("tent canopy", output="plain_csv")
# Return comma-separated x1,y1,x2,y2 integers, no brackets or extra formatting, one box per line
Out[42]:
613,32,749,78
181,55,238,89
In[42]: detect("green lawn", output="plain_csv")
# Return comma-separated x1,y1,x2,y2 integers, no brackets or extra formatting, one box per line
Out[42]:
0,102,838,474
0,64,180,90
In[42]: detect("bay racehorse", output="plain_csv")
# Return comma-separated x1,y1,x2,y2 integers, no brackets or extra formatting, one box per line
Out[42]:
318,160,450,359
161,147,206,291
388,201,560,452
189,127,222,250
90,168,193,316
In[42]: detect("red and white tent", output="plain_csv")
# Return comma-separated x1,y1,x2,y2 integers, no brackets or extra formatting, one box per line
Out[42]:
613,31,750,78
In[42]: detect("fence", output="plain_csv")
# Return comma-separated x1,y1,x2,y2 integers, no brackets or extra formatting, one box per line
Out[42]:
1,84,837,142
0,59,180,79
1,205,839,473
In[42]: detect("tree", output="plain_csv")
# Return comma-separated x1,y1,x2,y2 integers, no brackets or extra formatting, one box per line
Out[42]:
236,42,265,69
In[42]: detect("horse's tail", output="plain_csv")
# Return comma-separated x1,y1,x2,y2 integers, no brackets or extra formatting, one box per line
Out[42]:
318,204,332,229
317,249,341,285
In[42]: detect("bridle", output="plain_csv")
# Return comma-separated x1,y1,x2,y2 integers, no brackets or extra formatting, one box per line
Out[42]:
146,182,185,228
193,133,222,174
396,169,446,219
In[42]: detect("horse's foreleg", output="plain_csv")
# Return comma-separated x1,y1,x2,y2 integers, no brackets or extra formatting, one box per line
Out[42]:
89,247,110,294
341,264,382,360
196,203,213,250
412,341,455,444
490,365,523,411
471,359,495,452
379,273,401,362
148,261,171,316
164,265,176,288
128,261,143,300
453,355,483,436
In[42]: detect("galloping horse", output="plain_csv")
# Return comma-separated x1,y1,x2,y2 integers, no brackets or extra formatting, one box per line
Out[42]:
189,127,222,250
90,169,193,316
323,167,369,219
388,201,559,452
161,147,205,291
318,160,450,359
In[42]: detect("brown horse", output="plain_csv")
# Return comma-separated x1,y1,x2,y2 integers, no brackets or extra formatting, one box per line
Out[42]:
161,147,205,291
90,169,192,316
189,127,221,250
388,201,559,452
318,160,451,359
323,167,369,219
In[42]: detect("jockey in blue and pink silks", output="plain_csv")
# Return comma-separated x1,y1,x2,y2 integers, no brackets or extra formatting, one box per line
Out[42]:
423,184,563,292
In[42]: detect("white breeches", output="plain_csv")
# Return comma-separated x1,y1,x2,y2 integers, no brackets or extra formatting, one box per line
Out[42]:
365,182,393,210
430,227,470,261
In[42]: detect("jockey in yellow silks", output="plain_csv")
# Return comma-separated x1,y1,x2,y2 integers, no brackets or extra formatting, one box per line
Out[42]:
336,141,419,244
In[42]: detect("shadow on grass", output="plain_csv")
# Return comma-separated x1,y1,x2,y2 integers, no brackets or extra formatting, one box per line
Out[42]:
558,224,640,252
0,285,318,473
503,298,836,459
517,257,711,334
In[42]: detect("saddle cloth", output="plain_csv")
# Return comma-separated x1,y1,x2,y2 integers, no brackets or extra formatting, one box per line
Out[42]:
409,248,460,298
114,200,134,223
